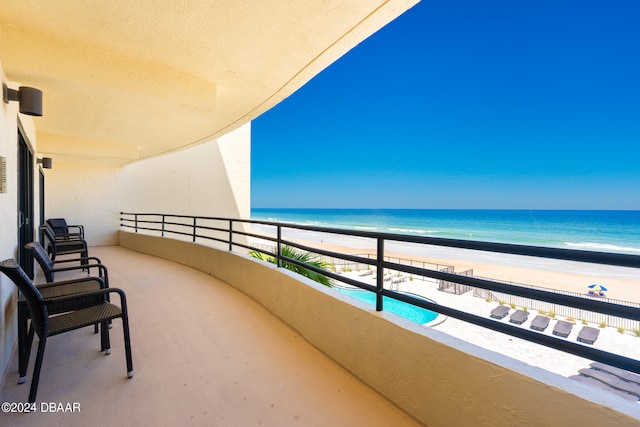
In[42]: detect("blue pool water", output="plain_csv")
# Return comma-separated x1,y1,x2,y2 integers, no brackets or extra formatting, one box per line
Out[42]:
337,288,438,325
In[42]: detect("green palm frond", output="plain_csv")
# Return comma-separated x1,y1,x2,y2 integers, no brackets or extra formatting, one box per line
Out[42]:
250,245,333,287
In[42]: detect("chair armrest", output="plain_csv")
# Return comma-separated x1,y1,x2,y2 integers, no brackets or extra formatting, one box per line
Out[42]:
52,232,84,241
67,225,85,237
53,256,103,265
52,239,87,249
49,263,109,285
37,276,107,290
43,287,127,311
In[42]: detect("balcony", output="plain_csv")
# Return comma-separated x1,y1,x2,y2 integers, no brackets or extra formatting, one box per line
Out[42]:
3,214,640,425
3,220,640,425
0,244,419,426
122,213,640,421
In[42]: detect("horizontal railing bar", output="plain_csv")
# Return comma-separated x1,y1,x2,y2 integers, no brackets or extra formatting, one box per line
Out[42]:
121,212,640,269
232,241,261,253
278,255,376,291
193,234,228,245
235,230,279,244
280,239,377,268
193,225,229,233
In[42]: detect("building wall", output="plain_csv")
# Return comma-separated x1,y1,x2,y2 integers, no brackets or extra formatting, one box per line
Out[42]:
41,122,250,246
119,123,251,219
119,231,640,426
45,162,121,245
0,65,42,379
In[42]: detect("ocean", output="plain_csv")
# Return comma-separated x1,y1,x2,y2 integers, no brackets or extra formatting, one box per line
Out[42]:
251,209,640,256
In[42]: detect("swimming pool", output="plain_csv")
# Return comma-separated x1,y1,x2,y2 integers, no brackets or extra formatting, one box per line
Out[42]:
337,288,438,325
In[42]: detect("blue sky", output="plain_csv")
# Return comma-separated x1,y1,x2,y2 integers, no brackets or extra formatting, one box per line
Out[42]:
251,1,640,209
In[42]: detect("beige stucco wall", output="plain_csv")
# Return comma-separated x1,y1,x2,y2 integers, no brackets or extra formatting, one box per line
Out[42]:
45,162,121,245
119,123,251,219
42,122,251,246
118,231,639,426
0,66,42,379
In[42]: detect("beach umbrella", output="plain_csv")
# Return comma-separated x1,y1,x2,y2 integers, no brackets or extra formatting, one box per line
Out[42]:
588,284,608,292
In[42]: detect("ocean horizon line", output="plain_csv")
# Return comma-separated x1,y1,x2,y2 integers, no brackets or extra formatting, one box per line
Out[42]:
252,207,640,212
250,208,640,256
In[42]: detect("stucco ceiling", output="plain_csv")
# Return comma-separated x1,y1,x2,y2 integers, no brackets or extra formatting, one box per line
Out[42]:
0,0,417,166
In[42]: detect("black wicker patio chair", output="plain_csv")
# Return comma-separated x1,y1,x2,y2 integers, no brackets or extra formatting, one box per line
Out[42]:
0,259,133,403
46,217,85,239
40,224,88,261
25,241,107,283
26,240,110,336
16,273,107,383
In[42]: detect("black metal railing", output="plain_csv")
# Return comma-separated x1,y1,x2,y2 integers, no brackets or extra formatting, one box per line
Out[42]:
120,212,640,375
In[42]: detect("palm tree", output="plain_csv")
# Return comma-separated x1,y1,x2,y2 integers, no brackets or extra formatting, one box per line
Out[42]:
249,245,334,287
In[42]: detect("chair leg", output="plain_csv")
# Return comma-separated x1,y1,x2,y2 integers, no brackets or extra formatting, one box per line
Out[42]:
121,316,134,378
100,320,111,354
20,325,36,384
28,336,47,404
18,315,29,383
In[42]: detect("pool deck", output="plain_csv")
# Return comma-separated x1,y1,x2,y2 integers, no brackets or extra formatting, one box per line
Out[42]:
339,270,640,380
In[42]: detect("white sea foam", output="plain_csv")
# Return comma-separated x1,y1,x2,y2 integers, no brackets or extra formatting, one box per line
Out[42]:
387,228,429,234
564,242,640,255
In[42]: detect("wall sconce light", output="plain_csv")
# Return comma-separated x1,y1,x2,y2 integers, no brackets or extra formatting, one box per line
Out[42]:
3,83,43,116
37,157,52,169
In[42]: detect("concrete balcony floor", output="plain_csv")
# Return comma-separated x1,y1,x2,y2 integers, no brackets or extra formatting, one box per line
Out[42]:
0,246,420,426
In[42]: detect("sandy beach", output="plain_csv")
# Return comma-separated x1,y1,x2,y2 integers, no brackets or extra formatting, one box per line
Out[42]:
276,230,639,302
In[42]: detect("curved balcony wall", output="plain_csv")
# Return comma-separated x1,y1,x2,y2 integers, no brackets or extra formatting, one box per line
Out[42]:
119,230,638,426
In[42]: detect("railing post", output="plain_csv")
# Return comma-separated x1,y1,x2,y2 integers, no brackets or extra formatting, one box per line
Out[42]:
277,225,282,268
134,214,138,233
161,215,166,237
192,217,197,242
228,220,233,251
376,237,384,311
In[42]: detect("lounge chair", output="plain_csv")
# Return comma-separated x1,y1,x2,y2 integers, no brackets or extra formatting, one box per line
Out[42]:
0,258,133,403
552,320,573,338
490,305,510,319
509,309,529,325
578,368,640,398
530,315,550,331
577,326,600,344
570,374,639,401
590,362,640,385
